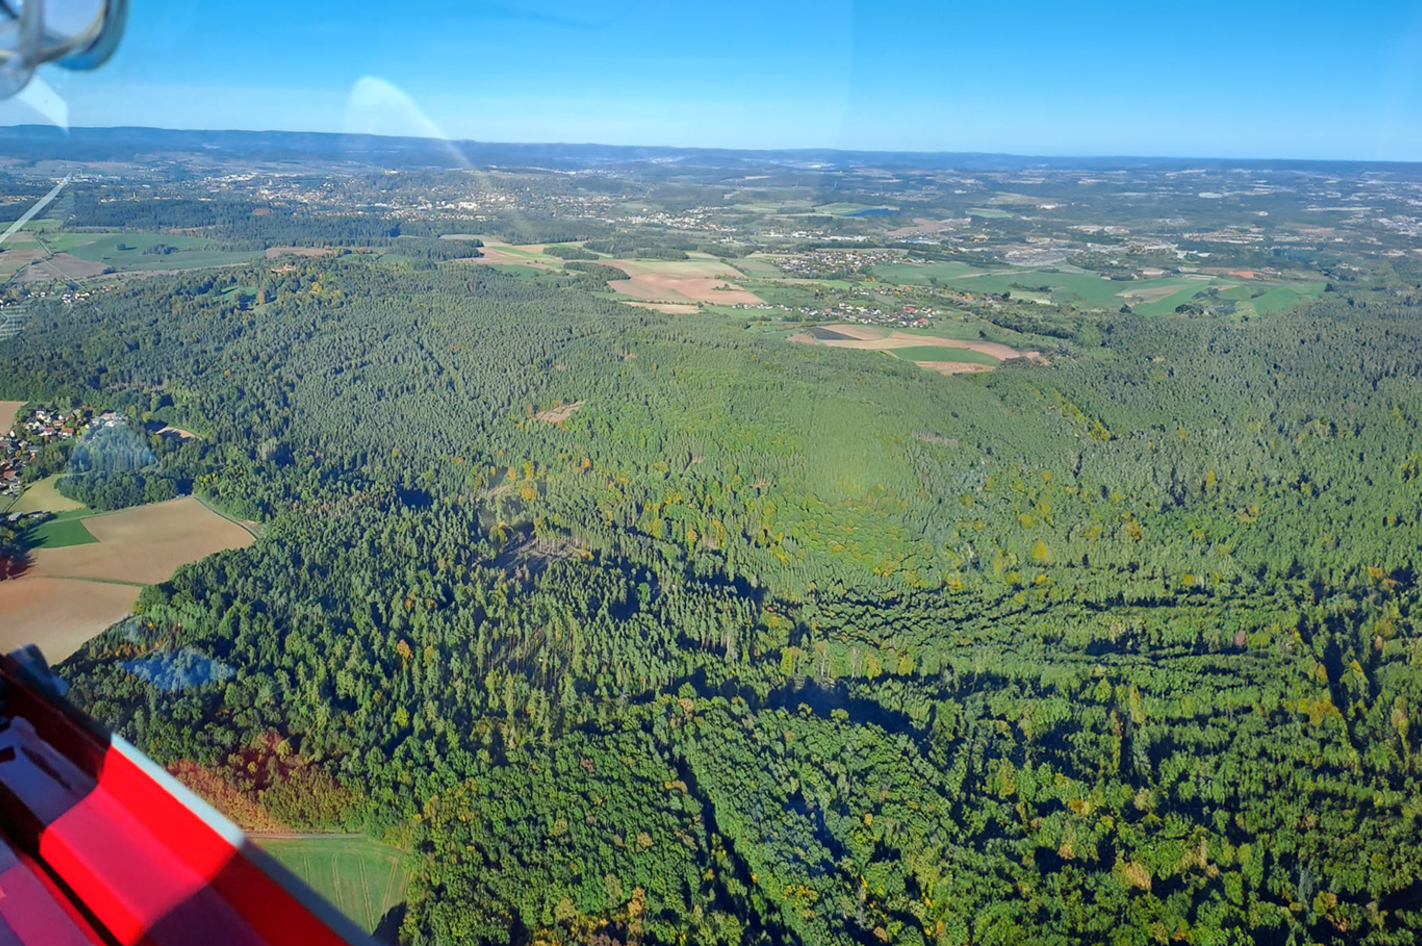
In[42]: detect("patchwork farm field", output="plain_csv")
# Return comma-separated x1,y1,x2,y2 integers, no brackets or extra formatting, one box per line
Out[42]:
259,836,409,934
607,256,764,306
872,264,1326,316
0,496,255,660
44,496,254,584
455,239,561,269
449,241,767,307
609,273,762,306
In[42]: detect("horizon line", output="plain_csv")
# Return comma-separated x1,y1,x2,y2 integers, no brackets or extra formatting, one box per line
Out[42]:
0,123,1417,168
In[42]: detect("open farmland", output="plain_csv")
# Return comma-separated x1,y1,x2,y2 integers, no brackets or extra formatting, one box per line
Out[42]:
39,496,254,584
27,514,97,549
457,240,560,269
876,264,1327,317
871,260,986,284
10,473,87,513
0,248,44,279
0,577,143,661
609,273,763,306
16,253,108,281
885,345,1001,365
258,836,409,934
17,230,261,274
612,256,744,279
0,496,255,660
794,323,1038,363
914,360,995,375
606,257,764,306
1,400,23,429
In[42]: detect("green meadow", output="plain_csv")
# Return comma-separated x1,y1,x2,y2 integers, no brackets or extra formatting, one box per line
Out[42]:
884,345,1001,364
40,230,259,271
870,260,986,284
25,513,97,549
259,836,409,933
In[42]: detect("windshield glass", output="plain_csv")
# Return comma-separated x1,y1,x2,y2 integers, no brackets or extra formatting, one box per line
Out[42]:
2,3,1421,944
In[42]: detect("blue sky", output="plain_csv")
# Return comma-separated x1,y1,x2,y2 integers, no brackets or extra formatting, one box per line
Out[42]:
5,0,1422,160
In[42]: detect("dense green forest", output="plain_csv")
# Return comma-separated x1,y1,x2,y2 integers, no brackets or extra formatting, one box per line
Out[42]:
5,253,1422,945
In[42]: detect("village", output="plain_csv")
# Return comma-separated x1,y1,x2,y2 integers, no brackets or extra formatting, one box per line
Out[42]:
2,404,123,505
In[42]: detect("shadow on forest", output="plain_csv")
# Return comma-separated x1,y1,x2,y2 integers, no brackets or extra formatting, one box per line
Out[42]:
373,902,406,944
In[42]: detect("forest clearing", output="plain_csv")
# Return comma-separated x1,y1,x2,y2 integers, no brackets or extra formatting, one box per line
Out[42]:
913,359,994,375
534,400,584,423
791,323,1039,364
620,300,700,313
258,836,409,933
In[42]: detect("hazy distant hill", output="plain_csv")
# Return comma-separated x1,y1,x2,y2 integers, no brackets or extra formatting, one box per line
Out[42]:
0,124,1411,175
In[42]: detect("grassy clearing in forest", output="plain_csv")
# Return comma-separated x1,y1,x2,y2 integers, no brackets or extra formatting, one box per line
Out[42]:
885,346,1001,365
259,837,409,933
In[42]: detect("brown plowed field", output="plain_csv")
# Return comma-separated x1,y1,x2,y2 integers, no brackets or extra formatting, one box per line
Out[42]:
610,273,763,306
461,246,558,268
0,578,141,660
620,301,700,314
17,252,106,281
37,497,253,584
0,497,255,661
915,361,994,376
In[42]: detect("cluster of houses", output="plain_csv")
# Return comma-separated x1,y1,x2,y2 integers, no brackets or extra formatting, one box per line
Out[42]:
790,300,936,328
773,249,899,278
2,405,121,497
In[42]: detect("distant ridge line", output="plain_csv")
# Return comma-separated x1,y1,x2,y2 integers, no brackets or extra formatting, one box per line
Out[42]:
0,125,1414,172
